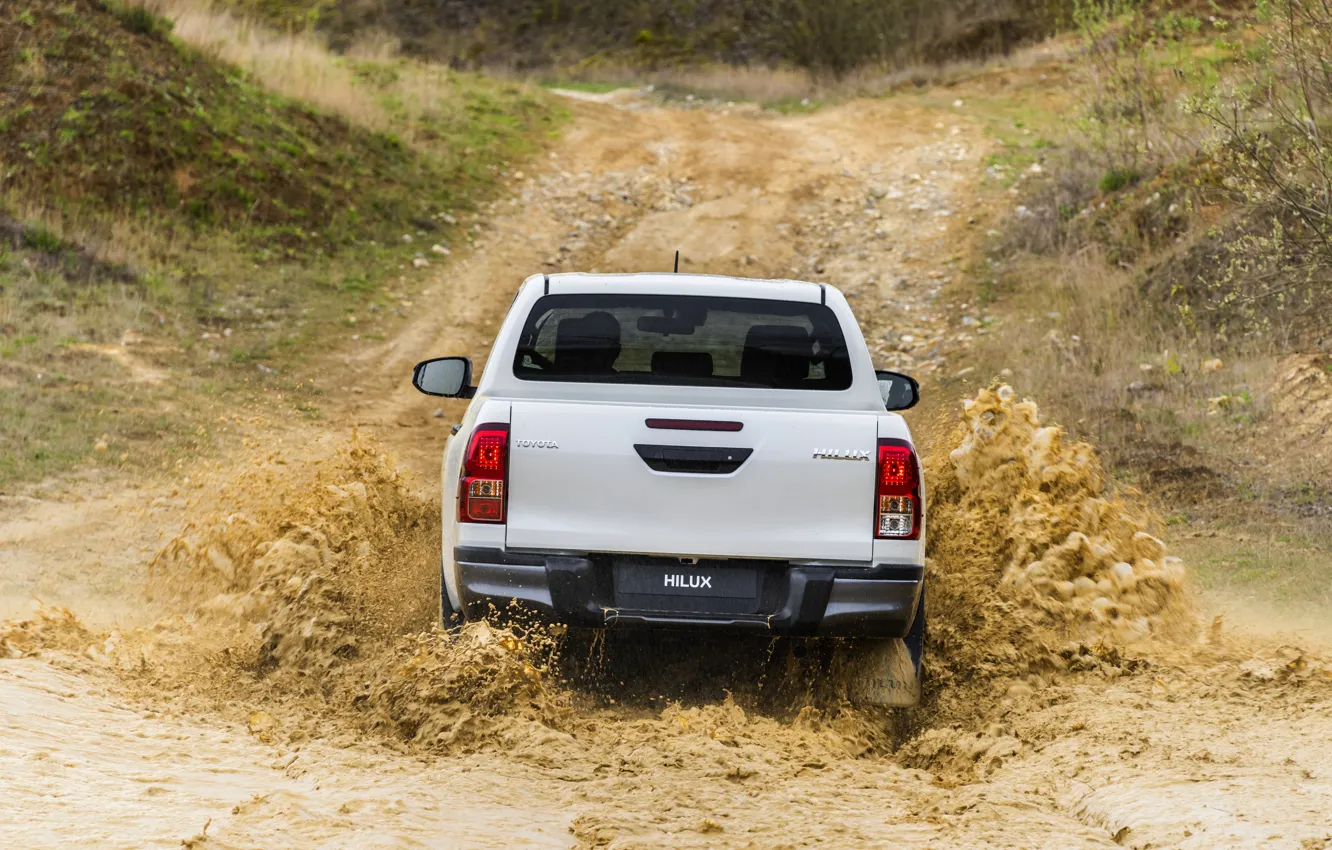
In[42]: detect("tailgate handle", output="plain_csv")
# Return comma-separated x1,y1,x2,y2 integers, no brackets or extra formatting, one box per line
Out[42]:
634,444,753,475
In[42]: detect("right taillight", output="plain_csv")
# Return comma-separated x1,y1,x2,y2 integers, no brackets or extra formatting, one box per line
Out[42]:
459,423,509,523
875,439,920,539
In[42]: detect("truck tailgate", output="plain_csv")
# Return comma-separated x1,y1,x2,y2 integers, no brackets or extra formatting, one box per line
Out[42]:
505,401,876,561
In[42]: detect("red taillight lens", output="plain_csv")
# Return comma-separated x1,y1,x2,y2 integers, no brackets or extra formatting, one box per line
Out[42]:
645,418,744,432
459,423,509,523
876,439,920,539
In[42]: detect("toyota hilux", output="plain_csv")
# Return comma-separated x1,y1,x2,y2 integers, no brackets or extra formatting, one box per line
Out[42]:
411,272,925,705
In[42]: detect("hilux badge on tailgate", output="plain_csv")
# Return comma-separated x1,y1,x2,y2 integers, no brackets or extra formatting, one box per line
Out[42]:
812,448,872,461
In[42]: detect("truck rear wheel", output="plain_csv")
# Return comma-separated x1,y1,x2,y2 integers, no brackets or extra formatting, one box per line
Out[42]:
904,584,926,672
845,586,925,707
441,557,464,629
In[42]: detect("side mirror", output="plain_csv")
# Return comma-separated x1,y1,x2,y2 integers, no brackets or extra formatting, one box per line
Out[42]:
412,357,475,398
876,370,919,411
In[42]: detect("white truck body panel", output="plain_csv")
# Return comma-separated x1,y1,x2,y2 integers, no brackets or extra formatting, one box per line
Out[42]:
506,401,878,561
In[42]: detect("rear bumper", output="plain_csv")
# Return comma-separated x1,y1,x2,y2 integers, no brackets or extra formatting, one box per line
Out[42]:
453,546,922,637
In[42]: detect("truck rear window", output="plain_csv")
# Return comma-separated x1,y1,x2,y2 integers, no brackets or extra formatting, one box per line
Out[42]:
512,294,853,390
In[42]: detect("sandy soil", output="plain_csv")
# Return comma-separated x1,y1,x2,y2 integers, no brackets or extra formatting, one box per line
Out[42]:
2,86,1331,849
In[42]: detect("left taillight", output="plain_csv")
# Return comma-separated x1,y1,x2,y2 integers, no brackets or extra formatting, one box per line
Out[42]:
875,439,921,540
459,423,509,523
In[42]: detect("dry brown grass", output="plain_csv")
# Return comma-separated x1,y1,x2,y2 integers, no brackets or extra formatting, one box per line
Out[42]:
134,0,518,146
138,0,390,125
971,241,1283,463
2,191,194,271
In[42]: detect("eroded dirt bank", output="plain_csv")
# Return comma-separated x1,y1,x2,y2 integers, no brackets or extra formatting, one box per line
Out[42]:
2,87,1331,849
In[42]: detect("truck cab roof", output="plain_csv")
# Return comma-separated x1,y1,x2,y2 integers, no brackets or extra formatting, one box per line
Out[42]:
469,272,888,413
542,272,827,303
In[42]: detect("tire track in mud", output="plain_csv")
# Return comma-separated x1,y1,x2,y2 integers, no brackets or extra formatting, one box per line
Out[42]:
3,90,1332,850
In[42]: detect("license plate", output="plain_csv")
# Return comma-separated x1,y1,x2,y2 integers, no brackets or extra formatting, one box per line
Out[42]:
613,560,759,613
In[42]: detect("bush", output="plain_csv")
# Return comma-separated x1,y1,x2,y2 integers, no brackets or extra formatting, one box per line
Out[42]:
21,222,65,255
763,0,895,79
1186,0,1332,334
1098,167,1138,193
312,0,1070,75
107,2,174,39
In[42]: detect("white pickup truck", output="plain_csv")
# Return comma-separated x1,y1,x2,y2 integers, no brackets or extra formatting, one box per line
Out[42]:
412,273,925,704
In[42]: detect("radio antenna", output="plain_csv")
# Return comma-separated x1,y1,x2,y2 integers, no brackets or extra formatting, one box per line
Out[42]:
674,250,680,273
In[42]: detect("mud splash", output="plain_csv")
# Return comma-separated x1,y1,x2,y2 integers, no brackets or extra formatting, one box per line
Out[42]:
904,384,1196,778
125,386,1194,765
134,435,584,754
146,433,440,647
0,434,580,759
1,605,91,657
364,621,575,757
932,384,1191,647
4,390,1332,847
3,390,1200,761
1274,353,1332,461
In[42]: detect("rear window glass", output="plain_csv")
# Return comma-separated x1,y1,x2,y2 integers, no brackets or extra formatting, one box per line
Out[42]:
512,294,853,390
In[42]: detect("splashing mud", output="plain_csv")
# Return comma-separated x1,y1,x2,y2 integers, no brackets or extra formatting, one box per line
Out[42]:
903,384,1196,778
364,621,575,757
6,391,1200,760
146,433,440,645
926,384,1192,661
1,605,91,657
1273,353,1332,461
0,435,565,753
3,390,1331,848
110,435,586,755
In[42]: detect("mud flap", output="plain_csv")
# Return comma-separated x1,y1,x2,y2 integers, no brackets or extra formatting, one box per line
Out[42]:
845,637,921,707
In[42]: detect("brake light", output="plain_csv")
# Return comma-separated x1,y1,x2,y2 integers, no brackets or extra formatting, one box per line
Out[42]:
459,423,509,523
645,418,744,432
875,439,920,539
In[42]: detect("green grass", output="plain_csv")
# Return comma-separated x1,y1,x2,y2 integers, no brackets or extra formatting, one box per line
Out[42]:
207,0,326,30
1179,528,1332,615
0,239,207,483
1099,167,1140,193
944,90,1069,187
762,96,826,115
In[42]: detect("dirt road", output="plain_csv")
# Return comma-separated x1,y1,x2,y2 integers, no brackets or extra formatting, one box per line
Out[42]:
2,87,1330,849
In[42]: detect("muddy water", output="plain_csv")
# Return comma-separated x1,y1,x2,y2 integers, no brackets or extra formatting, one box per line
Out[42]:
3,89,1332,849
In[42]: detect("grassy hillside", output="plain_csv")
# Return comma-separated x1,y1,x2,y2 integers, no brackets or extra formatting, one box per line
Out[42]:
2,0,555,257
0,0,562,486
956,0,1331,613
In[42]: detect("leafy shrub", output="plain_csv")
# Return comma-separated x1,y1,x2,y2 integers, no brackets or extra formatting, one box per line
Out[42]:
1186,0,1332,333
312,0,1069,75
106,2,174,39
1098,167,1138,193
22,222,65,254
